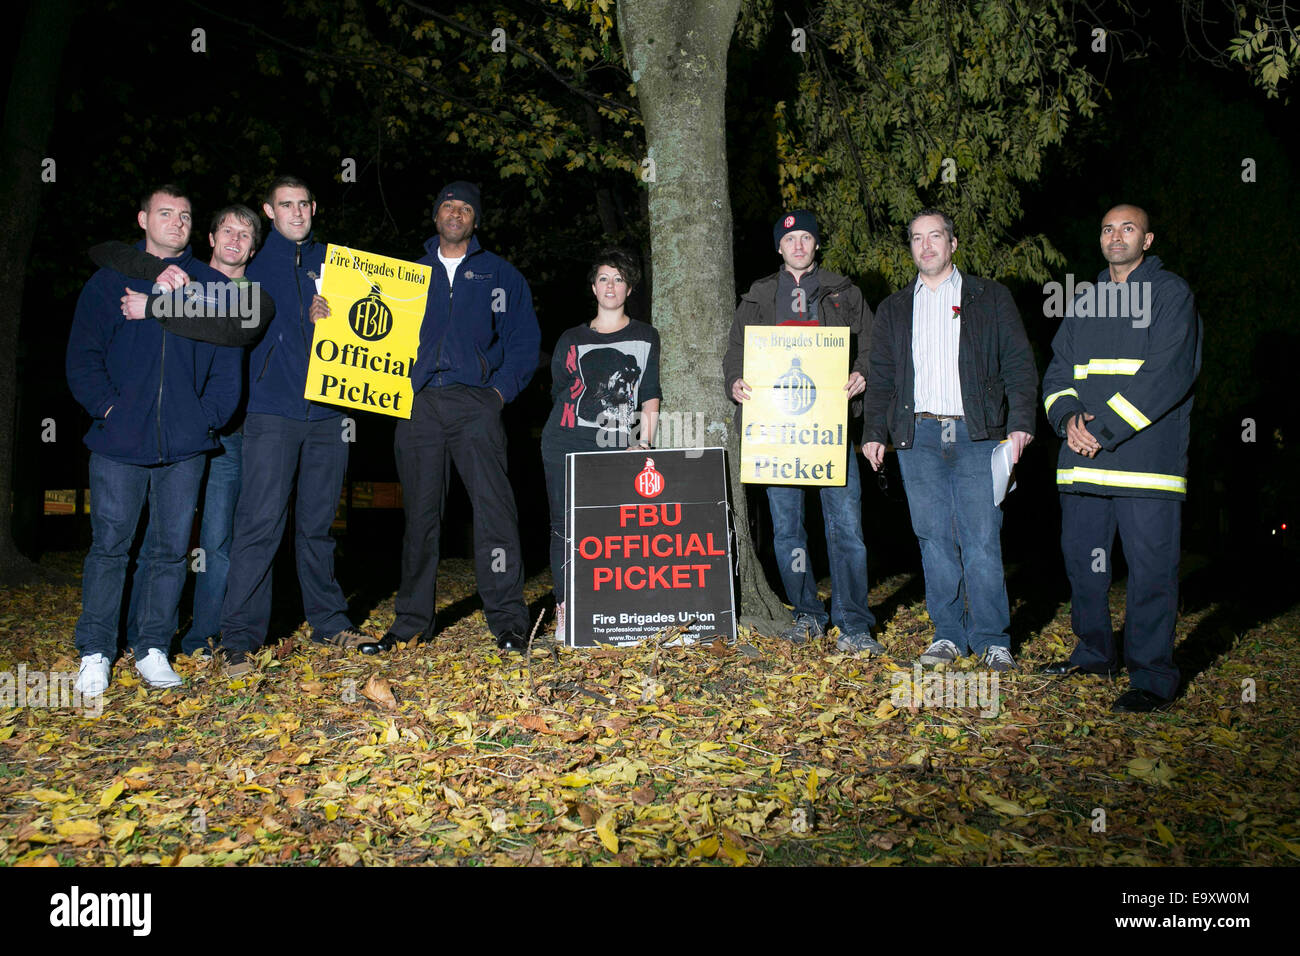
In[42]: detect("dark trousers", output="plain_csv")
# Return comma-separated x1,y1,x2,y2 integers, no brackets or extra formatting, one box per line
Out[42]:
392,385,528,639
540,431,587,604
1061,493,1182,699
220,413,352,652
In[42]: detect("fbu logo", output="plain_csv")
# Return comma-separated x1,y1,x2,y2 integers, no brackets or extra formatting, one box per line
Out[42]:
635,458,664,498
349,285,393,341
775,357,816,415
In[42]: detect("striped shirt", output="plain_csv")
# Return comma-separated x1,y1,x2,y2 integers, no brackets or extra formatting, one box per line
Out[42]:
912,267,964,416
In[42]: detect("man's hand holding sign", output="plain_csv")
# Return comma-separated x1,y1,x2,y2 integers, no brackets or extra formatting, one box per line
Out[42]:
304,244,431,419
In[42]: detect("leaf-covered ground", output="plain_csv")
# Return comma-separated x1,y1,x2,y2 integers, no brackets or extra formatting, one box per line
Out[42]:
1,551,1297,866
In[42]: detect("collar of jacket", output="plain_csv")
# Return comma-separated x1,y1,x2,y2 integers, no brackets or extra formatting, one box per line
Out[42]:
260,227,318,263
958,272,986,306
133,239,196,270
1094,253,1164,285
743,264,852,303
423,232,483,260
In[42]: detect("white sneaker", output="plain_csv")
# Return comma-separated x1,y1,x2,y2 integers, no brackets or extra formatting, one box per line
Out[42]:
75,654,111,696
135,648,183,688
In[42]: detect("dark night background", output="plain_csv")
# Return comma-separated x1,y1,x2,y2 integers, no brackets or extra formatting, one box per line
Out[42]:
8,0,1297,643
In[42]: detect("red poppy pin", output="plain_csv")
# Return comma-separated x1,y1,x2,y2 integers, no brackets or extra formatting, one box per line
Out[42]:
952,305,962,319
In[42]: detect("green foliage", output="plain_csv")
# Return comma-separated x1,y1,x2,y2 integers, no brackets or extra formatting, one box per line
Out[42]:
1224,7,1299,98
779,0,1098,285
300,0,644,194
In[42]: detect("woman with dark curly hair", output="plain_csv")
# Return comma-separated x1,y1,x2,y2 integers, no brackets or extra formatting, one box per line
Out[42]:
541,249,660,636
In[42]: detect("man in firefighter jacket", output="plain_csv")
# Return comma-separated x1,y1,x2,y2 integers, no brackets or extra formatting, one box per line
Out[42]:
1040,204,1203,712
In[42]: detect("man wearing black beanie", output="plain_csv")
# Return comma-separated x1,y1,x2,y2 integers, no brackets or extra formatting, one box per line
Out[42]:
723,210,880,654
361,181,541,655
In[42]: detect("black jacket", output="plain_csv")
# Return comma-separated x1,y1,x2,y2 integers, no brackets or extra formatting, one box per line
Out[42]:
862,271,1037,449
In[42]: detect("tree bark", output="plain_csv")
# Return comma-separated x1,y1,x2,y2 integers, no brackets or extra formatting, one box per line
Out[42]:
616,0,788,627
0,0,74,585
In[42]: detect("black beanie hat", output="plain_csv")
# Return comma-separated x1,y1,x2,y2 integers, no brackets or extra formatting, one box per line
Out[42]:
434,181,482,227
773,210,819,251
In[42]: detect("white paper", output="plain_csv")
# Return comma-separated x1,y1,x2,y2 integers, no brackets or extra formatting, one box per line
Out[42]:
992,440,1017,506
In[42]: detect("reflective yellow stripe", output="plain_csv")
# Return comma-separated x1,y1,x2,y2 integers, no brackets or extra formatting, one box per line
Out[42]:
1073,359,1144,379
1044,388,1079,414
1056,467,1186,493
1107,392,1151,430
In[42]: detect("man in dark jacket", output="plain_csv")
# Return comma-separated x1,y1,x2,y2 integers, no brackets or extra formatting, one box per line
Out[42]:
67,185,242,697
217,176,369,676
723,210,879,653
360,181,541,655
1039,204,1202,712
862,209,1037,672
90,204,271,656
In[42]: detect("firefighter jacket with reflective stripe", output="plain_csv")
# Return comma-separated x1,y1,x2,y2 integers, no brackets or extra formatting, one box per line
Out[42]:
1042,255,1202,500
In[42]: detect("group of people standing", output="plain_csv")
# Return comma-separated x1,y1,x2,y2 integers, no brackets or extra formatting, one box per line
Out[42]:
729,204,1200,714
68,177,541,697
65,177,1200,716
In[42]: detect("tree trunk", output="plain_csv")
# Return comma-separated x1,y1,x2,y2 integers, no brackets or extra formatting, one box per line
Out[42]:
616,0,787,628
0,0,73,585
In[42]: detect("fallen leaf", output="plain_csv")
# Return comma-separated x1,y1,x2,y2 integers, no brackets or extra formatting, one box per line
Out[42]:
518,714,552,734
972,788,1027,816
98,780,125,809
595,811,619,853
361,675,398,711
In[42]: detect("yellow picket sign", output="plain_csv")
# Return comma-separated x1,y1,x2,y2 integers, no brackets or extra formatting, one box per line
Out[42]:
740,326,849,485
305,245,431,419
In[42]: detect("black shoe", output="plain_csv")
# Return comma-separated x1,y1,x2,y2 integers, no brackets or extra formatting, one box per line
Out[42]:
1112,688,1172,713
495,631,529,653
1039,660,1119,678
358,632,412,656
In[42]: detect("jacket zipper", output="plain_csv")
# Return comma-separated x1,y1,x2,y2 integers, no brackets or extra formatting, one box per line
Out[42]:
156,331,166,462
295,242,310,419
432,267,458,387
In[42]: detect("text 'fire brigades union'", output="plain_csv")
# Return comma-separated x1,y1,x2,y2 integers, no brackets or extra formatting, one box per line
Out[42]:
305,245,430,418
740,327,849,485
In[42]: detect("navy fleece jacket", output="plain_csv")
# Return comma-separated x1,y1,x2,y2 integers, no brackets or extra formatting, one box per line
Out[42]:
245,228,337,420
409,234,540,403
66,245,242,465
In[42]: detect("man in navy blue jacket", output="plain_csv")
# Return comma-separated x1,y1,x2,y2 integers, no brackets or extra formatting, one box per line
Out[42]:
217,175,368,676
1040,204,1202,712
360,181,541,655
67,185,242,697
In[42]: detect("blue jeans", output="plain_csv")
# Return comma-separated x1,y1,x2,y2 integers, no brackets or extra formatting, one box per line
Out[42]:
75,452,205,659
766,447,875,633
897,418,1010,654
220,413,351,653
183,431,243,651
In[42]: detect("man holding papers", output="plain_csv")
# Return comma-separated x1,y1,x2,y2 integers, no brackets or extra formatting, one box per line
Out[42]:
862,210,1037,672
